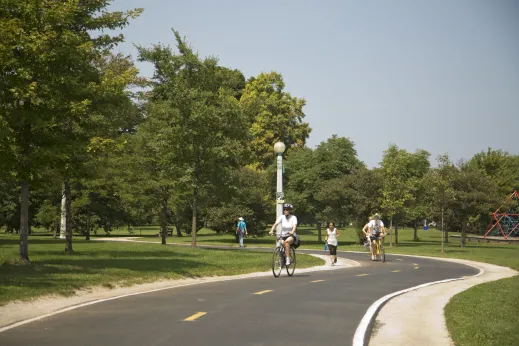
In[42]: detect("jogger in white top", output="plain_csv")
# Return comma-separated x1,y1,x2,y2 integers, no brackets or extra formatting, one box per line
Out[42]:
325,222,341,265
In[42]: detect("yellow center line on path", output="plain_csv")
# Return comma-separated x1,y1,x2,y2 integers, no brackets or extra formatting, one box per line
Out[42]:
184,312,207,321
413,263,419,266
311,280,325,283
254,290,273,295
357,274,369,277
414,267,420,269
391,270,401,273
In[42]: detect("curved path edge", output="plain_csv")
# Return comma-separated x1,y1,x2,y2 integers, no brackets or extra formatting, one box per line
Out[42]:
0,253,359,333
352,255,518,346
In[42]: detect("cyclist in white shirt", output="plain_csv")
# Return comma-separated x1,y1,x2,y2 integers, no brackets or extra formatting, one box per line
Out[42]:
269,203,297,266
364,213,386,261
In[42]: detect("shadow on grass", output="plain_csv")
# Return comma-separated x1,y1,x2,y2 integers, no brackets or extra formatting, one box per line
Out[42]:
0,257,219,295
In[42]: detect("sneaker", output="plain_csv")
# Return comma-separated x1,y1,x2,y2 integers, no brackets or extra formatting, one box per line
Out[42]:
286,258,291,266
334,258,337,264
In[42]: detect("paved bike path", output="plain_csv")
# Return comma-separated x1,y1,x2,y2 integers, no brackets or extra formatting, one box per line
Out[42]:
0,250,477,346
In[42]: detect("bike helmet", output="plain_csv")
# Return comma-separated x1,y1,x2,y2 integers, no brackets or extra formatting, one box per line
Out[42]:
374,213,380,219
283,203,293,210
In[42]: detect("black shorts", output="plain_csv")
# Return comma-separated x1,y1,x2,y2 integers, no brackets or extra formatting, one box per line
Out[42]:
327,244,337,255
281,235,295,242
370,234,381,242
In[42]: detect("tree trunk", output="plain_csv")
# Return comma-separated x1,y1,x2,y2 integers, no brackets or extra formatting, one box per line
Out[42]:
317,222,322,243
60,182,66,239
460,221,467,248
389,218,393,247
19,180,30,264
191,185,198,248
191,158,200,248
53,219,59,239
86,207,91,241
160,195,168,245
175,223,183,237
395,223,399,244
413,221,418,241
440,205,444,252
64,178,73,254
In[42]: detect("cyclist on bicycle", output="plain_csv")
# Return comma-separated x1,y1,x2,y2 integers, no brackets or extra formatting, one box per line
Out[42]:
269,203,297,266
364,213,386,261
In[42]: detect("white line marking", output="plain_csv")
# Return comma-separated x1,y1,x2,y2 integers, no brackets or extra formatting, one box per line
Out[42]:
352,265,484,346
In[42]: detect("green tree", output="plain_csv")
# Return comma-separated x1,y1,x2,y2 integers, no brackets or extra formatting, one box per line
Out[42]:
284,135,363,241
424,154,456,250
240,72,311,169
137,30,249,247
349,167,384,243
448,162,500,247
0,0,142,261
380,145,430,245
205,166,273,235
468,148,519,196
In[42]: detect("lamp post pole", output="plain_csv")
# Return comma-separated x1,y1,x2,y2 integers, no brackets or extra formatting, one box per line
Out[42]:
274,142,286,234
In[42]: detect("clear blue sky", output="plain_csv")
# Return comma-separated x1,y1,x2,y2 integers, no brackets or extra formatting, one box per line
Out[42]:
110,0,519,167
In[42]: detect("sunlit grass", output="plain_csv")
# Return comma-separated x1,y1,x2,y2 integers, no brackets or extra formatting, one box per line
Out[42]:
0,234,323,306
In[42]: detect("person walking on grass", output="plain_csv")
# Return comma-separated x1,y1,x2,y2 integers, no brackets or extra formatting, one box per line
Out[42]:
236,217,248,247
325,222,340,265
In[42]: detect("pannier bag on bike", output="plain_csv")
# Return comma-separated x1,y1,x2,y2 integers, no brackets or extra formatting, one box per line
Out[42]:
292,234,301,249
293,235,301,249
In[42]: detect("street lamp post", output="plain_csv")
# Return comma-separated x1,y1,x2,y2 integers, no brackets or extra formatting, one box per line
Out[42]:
274,142,286,233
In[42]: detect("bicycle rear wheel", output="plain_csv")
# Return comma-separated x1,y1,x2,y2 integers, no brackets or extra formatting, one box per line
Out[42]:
381,244,386,263
286,247,296,276
272,247,283,278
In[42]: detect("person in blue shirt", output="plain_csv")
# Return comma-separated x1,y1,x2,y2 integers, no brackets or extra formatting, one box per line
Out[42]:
236,217,248,247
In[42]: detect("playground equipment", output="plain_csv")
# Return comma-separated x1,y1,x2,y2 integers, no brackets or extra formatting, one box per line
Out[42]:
483,190,519,239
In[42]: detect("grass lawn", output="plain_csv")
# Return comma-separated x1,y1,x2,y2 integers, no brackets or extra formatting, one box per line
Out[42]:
0,233,323,306
445,276,519,346
106,225,519,270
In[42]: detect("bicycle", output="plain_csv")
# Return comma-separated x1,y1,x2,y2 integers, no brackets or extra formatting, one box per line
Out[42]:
374,236,386,263
271,235,296,278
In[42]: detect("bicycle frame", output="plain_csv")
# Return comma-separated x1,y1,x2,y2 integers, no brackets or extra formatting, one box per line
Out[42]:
271,235,296,277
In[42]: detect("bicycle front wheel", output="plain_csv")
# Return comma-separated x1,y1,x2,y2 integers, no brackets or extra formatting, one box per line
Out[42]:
272,247,283,278
286,247,296,276
381,244,386,263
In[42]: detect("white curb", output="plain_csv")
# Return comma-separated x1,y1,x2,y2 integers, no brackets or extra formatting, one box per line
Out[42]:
352,255,490,346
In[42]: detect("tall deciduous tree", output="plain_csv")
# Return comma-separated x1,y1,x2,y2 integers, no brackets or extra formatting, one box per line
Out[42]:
380,144,430,245
284,135,362,241
448,162,500,247
468,148,519,196
240,72,311,169
0,0,142,261
137,30,248,247
424,154,456,250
